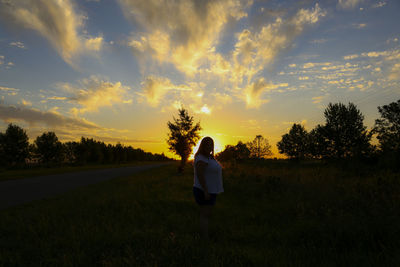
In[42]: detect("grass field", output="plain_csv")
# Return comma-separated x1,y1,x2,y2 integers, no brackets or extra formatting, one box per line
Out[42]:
0,161,161,182
1,161,400,266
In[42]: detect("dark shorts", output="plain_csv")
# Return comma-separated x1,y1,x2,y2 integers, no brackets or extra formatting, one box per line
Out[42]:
193,187,217,206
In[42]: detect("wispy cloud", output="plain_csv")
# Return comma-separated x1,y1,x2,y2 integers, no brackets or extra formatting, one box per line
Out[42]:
139,76,191,107
344,54,359,60
0,104,101,130
0,85,19,95
47,96,68,101
122,2,326,109
122,0,249,76
9,41,26,49
0,86,19,92
244,78,289,108
231,4,326,86
389,63,400,80
372,1,386,8
338,0,364,10
312,96,324,104
310,38,328,44
0,104,155,144
0,0,103,65
59,76,131,113
353,23,367,29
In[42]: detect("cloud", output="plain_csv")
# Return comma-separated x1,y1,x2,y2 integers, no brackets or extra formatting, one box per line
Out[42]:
0,0,103,65
121,0,249,76
139,76,191,106
312,96,324,104
0,104,101,130
230,3,326,95
0,86,19,95
338,0,364,9
85,36,104,51
344,54,359,60
9,41,25,49
302,61,332,69
0,104,156,144
353,23,367,29
389,63,400,80
47,96,68,100
310,38,328,44
303,62,315,69
244,78,285,108
212,92,233,105
361,50,391,57
124,2,326,109
0,86,19,92
372,1,386,8
60,76,130,113
238,3,325,67
21,99,32,106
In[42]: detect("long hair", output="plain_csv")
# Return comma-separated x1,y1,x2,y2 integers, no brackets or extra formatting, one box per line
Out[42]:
195,137,214,158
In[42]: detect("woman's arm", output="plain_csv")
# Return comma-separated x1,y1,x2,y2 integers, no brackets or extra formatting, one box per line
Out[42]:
196,161,210,200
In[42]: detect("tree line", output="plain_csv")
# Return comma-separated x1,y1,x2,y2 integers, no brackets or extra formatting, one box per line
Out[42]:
0,126,171,168
167,99,400,170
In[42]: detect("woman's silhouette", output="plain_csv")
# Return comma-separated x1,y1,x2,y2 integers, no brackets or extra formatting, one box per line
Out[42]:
193,137,224,240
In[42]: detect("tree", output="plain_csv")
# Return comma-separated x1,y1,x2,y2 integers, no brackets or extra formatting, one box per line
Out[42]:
34,132,64,164
64,141,79,164
277,124,310,160
247,135,272,159
319,102,371,159
167,108,201,171
373,99,400,167
216,141,250,162
373,99,400,152
0,132,5,167
0,124,29,167
308,125,330,159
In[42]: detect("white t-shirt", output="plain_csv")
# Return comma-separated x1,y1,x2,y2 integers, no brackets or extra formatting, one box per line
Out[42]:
193,154,224,194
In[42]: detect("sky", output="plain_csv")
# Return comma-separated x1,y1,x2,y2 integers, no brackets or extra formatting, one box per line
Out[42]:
0,0,399,158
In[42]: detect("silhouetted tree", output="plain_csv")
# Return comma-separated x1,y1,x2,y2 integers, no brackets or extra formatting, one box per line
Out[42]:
167,108,201,172
373,99,400,167
34,132,64,165
216,141,250,162
308,125,330,159
0,124,29,167
318,102,371,159
0,132,5,167
277,124,310,160
247,135,272,159
64,141,79,164
373,99,400,152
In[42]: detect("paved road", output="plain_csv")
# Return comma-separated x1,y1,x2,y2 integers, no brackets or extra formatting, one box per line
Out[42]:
0,163,170,210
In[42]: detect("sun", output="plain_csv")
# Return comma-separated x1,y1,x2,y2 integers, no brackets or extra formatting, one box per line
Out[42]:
190,135,223,160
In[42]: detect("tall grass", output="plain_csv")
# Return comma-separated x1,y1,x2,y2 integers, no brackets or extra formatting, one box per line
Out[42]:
0,161,159,182
1,162,399,266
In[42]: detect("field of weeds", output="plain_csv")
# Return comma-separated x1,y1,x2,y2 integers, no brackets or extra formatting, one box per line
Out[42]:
1,161,399,266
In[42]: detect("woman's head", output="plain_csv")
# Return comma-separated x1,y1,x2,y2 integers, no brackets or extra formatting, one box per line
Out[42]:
195,137,214,158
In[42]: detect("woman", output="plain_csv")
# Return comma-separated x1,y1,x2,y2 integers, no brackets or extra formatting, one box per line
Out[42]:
193,137,223,240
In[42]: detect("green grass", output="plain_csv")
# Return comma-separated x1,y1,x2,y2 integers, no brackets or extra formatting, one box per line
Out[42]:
1,162,400,266
0,161,165,181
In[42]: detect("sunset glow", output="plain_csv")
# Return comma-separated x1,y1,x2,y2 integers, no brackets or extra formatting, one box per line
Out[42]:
0,0,399,158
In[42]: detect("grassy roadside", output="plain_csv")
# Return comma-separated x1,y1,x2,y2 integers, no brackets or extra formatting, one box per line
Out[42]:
1,162,400,266
0,161,173,182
